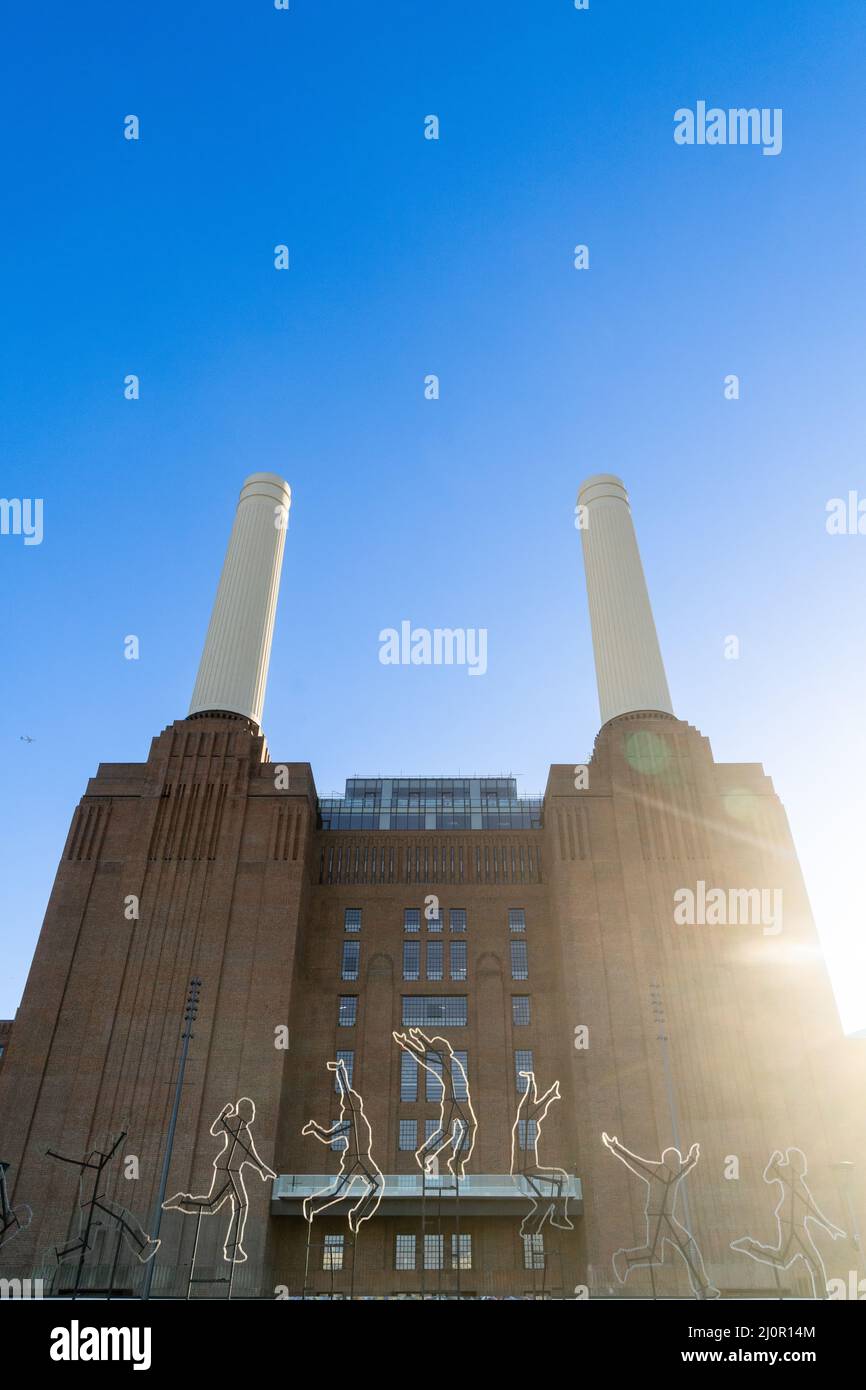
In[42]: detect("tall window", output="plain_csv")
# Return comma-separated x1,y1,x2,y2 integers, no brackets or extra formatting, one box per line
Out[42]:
426,941,443,981
344,908,362,932
424,1233,444,1270
404,909,420,932
395,1234,416,1270
425,1118,441,1143
341,940,360,980
509,908,526,932
512,996,531,1026
402,997,467,1028
523,1233,545,1270
427,909,443,933
330,1120,349,1152
399,1119,418,1151
451,1051,469,1101
515,1049,533,1092
449,908,467,933
450,941,467,981
324,1234,344,1270
425,1051,444,1102
451,1119,470,1152
518,1119,538,1150
510,940,528,980
338,996,357,1027
452,1233,472,1270
400,1050,418,1102
403,940,420,981
335,1050,354,1089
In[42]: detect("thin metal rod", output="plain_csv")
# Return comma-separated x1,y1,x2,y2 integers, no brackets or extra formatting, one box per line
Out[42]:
143,977,202,1301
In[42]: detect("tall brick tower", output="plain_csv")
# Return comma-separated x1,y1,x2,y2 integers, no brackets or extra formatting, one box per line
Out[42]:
1,472,863,1299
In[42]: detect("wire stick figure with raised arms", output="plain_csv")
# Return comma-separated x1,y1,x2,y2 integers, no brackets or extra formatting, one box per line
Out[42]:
602,1132,719,1299
393,1028,477,1178
46,1131,159,1264
163,1098,275,1263
730,1147,844,1298
302,1059,383,1232
510,1072,573,1237
0,1160,32,1251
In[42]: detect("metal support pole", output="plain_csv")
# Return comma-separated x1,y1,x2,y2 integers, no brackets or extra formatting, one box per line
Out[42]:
143,977,202,1301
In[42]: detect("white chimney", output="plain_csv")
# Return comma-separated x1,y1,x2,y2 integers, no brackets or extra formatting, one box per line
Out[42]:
189,473,291,729
577,474,673,726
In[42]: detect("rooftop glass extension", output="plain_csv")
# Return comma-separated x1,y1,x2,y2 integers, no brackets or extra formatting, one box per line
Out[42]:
318,777,543,831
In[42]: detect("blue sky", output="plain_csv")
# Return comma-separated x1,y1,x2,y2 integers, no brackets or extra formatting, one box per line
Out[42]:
2,1,865,1027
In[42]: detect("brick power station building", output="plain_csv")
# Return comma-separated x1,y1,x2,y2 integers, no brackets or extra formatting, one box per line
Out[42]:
0,473,863,1299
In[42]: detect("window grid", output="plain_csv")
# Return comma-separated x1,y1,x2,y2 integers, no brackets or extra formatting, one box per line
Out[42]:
426,940,444,981
512,995,531,1026
450,941,467,981
404,909,420,933
424,1233,444,1270
452,1051,469,1102
403,940,420,981
510,939,528,980
452,1234,472,1270
523,1233,545,1270
399,1119,418,1151
427,911,443,933
330,1120,350,1152
338,996,357,1027
335,1050,354,1090
323,1234,344,1270
400,1051,418,1102
341,940,360,981
402,997,467,1028
395,1234,416,1270
449,909,467,933
518,1119,538,1150
515,1049,533,1093
344,908,362,933
425,1051,444,1102
509,908,526,932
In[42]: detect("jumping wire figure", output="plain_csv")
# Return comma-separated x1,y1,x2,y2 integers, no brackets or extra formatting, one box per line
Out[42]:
302,1059,383,1232
163,1097,275,1264
602,1131,719,1299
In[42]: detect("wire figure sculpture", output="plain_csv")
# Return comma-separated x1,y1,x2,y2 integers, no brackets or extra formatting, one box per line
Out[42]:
730,1147,845,1299
510,1072,573,1238
0,1160,32,1251
393,1028,477,1177
46,1131,159,1298
163,1097,275,1264
302,1060,383,1233
602,1131,719,1299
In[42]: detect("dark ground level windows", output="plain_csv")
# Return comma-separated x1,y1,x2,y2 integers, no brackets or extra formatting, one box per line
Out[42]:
323,1234,344,1270
523,1233,545,1270
395,1234,416,1270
